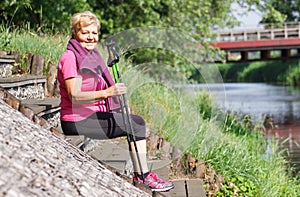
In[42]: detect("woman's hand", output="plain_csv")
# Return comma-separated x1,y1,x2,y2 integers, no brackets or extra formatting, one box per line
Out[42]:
105,83,127,97
65,77,128,104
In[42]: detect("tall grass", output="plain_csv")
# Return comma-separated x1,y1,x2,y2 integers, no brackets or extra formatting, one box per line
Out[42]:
286,61,300,87
124,68,300,196
0,24,68,71
2,25,300,196
208,113,300,196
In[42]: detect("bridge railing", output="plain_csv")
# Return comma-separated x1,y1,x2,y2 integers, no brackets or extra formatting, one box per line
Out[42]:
215,22,300,42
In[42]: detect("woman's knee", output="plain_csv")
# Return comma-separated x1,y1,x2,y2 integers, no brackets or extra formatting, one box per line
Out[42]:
61,121,79,135
130,114,146,140
131,114,146,126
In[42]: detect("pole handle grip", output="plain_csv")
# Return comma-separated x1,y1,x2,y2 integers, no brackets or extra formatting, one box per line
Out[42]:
106,42,119,67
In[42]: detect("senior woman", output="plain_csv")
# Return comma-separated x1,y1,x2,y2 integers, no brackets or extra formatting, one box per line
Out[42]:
57,11,174,192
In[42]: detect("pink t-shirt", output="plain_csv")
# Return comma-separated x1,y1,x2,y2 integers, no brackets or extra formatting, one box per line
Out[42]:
58,50,108,122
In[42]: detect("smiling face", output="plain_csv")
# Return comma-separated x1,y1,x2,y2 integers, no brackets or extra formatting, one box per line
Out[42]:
71,11,100,51
76,24,99,51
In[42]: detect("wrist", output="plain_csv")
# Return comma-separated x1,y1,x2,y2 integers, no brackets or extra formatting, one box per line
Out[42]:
103,91,107,99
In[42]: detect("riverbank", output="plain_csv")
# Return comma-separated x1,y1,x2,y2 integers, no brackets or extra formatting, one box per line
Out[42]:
217,59,300,86
128,76,300,196
203,82,300,177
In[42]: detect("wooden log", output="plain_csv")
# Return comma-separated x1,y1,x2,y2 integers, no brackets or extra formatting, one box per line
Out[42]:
45,62,57,97
26,53,33,73
31,54,44,76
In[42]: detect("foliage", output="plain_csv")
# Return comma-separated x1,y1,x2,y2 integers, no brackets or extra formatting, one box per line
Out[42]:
0,25,12,48
125,67,300,195
89,0,240,83
0,0,91,34
236,0,287,27
127,71,185,141
260,5,287,27
217,60,299,84
286,61,300,87
217,175,257,197
87,0,238,40
237,60,297,83
0,24,68,72
0,0,245,39
0,0,250,83
217,62,250,82
230,0,287,27
202,113,300,196
124,48,196,83
269,0,300,22
1,0,284,84
195,90,215,120
223,113,254,136
2,0,282,38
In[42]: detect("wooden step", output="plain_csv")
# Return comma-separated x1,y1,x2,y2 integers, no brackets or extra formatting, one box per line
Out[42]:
0,58,15,63
0,75,46,88
21,97,60,115
155,179,206,197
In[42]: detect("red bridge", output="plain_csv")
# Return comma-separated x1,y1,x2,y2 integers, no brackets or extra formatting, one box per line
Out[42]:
212,23,300,62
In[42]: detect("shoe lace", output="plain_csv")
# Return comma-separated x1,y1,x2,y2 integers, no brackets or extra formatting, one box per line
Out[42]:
148,172,164,183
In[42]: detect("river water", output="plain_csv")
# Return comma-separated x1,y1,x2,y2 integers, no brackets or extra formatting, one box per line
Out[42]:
192,83,300,176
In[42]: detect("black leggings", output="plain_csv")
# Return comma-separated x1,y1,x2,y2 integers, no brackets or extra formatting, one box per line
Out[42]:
61,112,146,141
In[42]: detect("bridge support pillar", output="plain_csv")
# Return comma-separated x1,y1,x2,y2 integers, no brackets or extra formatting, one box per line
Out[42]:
225,51,229,62
261,50,271,60
281,49,291,59
241,51,248,61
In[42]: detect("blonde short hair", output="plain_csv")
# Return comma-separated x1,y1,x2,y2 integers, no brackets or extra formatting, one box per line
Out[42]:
71,11,100,38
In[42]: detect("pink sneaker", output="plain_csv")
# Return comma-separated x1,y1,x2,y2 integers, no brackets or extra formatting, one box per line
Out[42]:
134,172,174,192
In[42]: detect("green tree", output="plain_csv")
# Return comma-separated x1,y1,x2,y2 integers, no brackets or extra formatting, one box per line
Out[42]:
89,0,249,82
0,0,92,33
268,0,299,22
260,5,287,27
0,0,271,82
231,1,287,28
0,0,31,25
1,0,267,38
89,0,239,40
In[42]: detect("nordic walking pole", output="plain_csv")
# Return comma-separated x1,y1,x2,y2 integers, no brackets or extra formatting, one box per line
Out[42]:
106,43,145,182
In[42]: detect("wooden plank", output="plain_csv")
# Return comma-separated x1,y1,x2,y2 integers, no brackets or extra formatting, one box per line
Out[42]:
0,75,46,88
89,139,131,174
155,179,206,197
156,180,187,197
186,179,206,197
0,58,15,63
149,159,170,182
21,98,60,114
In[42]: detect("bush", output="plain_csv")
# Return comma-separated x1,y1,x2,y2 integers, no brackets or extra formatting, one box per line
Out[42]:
286,62,300,86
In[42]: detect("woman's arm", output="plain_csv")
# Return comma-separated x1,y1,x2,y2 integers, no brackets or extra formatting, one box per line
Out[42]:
65,77,127,104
